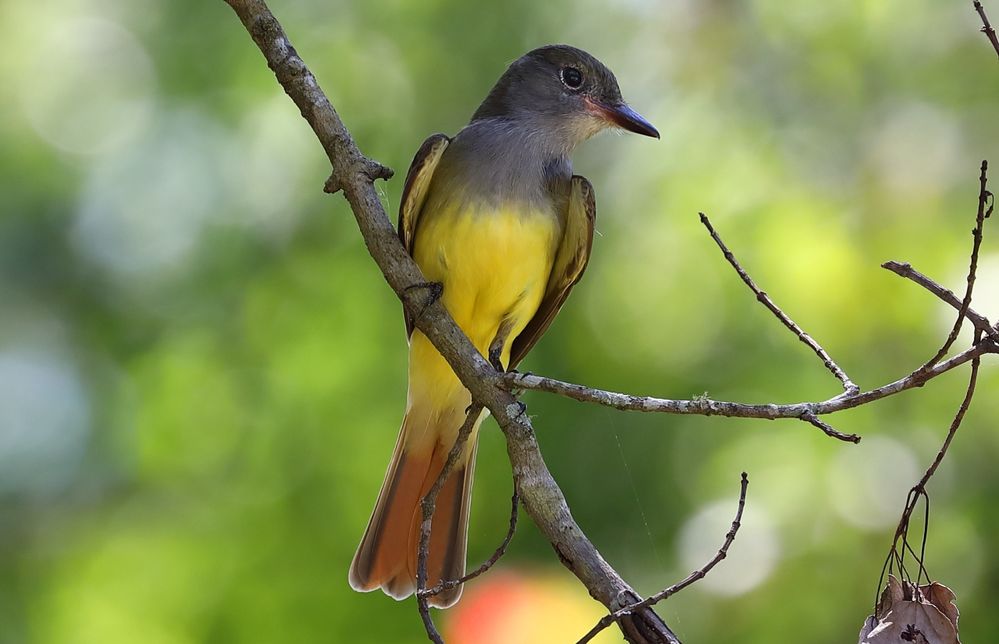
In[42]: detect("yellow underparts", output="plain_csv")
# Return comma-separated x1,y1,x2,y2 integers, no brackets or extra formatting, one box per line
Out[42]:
405,203,560,454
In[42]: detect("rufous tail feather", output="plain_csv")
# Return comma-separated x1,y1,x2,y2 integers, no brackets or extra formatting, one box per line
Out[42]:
349,405,480,608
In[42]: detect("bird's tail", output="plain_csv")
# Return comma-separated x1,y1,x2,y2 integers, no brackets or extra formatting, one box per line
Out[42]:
349,400,481,608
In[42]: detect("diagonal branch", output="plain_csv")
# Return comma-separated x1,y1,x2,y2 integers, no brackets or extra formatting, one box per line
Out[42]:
918,160,993,369
881,261,994,335
221,2,681,641
416,403,483,643
699,212,859,396
504,337,994,431
878,328,984,607
578,473,750,643
419,488,520,599
975,0,999,59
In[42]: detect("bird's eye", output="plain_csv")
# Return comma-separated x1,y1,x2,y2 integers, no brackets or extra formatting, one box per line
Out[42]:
560,66,583,90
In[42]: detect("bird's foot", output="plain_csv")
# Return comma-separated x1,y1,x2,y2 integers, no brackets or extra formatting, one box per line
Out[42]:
510,370,532,396
488,347,505,373
404,281,444,320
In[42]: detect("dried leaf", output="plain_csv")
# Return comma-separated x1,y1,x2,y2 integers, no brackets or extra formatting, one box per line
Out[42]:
876,575,905,620
859,577,960,644
920,582,959,631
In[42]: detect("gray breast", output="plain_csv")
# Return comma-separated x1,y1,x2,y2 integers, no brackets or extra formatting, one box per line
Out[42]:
428,118,573,214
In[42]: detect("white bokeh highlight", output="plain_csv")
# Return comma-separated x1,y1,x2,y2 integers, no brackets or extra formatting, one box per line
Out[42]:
18,16,155,156
827,435,919,530
678,497,779,596
72,109,229,280
0,350,90,495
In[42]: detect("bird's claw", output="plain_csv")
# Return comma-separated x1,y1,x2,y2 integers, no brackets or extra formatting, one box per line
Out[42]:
488,347,505,373
404,281,444,320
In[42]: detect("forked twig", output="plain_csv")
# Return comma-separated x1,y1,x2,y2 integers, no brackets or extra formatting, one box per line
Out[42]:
419,488,520,598
504,339,991,434
918,160,993,370
873,161,993,614
416,403,484,642
578,473,749,643
876,330,983,607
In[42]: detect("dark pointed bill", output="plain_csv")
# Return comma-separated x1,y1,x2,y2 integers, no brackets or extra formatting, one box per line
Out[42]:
586,98,659,138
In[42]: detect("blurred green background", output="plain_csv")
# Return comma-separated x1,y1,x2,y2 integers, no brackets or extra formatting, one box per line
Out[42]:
1,0,998,642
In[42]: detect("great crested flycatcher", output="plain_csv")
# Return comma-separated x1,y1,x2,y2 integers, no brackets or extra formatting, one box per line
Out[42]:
349,44,658,608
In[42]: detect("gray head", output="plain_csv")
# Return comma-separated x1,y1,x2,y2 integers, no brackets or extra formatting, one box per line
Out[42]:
471,45,658,148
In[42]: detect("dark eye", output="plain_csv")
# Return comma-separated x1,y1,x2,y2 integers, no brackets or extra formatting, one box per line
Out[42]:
560,66,583,90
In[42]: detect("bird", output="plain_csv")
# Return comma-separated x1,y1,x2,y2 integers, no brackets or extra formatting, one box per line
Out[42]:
349,44,658,608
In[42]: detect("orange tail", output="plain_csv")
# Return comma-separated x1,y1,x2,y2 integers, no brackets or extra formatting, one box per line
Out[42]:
349,405,480,608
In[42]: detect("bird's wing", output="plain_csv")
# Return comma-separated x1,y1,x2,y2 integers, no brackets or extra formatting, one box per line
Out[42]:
509,175,596,369
398,133,450,337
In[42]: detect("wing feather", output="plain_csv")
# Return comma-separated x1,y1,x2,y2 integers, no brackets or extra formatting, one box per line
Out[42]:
398,133,450,336
509,175,596,369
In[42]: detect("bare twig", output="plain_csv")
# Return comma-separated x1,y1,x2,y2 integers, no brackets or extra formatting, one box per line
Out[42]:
419,488,520,598
222,2,680,641
881,261,994,335
416,404,483,642
578,473,750,644
504,338,994,431
975,0,999,59
874,159,993,613
699,212,859,396
916,340,983,489
919,160,993,369
800,411,861,443
877,328,983,607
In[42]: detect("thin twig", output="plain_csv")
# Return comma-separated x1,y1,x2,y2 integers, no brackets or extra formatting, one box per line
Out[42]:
916,334,982,491
416,403,483,641
879,329,983,606
919,160,993,369
420,488,520,598
881,260,994,335
800,411,861,443
578,472,750,644
699,212,860,396
875,160,992,612
504,338,994,431
975,0,999,59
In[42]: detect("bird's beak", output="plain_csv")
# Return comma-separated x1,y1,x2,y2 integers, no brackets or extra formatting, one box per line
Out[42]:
586,98,660,139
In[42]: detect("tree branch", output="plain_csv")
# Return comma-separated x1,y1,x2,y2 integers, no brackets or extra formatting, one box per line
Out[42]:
419,488,520,599
578,473,750,643
918,160,992,369
975,0,999,59
504,338,994,432
416,403,483,643
222,1,681,641
881,261,994,336
699,213,859,396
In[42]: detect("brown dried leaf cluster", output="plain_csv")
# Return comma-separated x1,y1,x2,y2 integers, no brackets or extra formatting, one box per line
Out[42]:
859,576,960,644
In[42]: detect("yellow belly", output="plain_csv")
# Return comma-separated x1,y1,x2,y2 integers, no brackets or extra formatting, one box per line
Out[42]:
404,204,560,449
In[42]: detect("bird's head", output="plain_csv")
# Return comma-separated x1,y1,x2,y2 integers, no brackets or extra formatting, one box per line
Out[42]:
472,45,659,150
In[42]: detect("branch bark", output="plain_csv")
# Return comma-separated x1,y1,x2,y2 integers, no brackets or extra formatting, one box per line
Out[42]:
578,473,749,643
975,0,999,59
504,338,994,429
699,213,859,396
222,1,681,641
